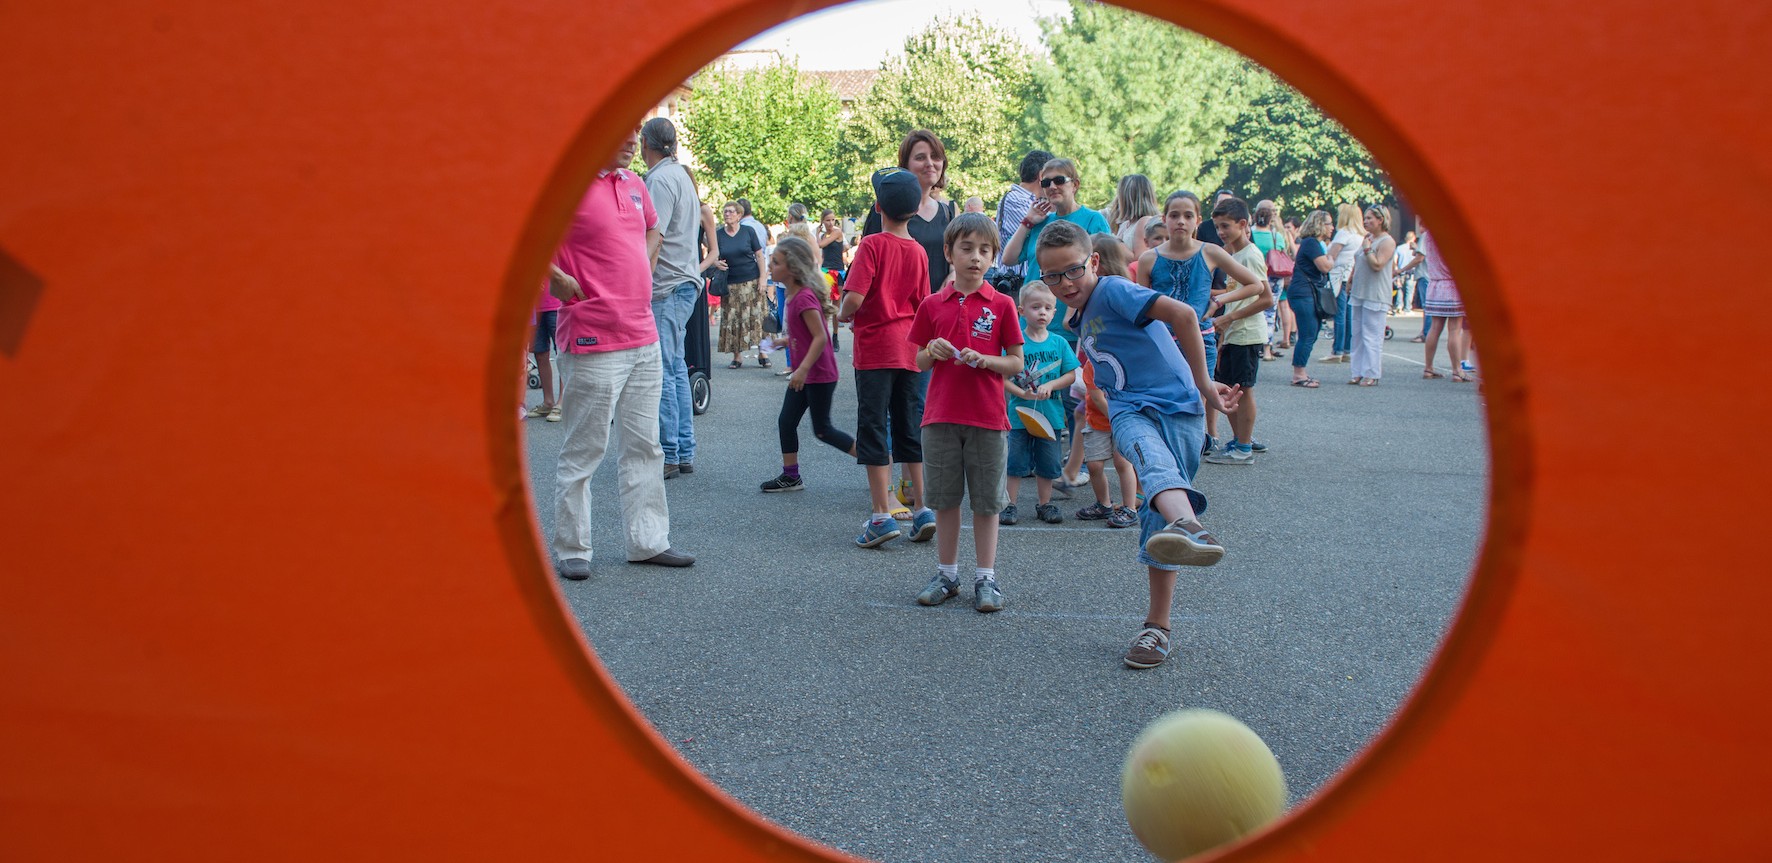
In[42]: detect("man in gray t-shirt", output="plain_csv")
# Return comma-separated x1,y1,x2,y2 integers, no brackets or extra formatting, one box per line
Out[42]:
641,117,705,475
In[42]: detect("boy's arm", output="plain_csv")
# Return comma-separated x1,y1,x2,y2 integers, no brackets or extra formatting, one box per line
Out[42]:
1040,369,1078,399
836,242,874,322
1147,296,1240,414
987,344,1025,379
838,291,865,322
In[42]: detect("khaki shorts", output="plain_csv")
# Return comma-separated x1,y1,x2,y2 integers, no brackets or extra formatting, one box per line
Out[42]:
922,423,1009,515
1081,425,1117,464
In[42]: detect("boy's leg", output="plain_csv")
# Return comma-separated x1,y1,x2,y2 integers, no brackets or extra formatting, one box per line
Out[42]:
1112,450,1140,503
1032,435,1062,522
1087,459,1110,505
852,370,899,529
967,426,1009,612
1230,390,1257,444
1112,408,1220,568
915,425,966,605
890,369,928,511
1145,567,1178,630
936,507,962,565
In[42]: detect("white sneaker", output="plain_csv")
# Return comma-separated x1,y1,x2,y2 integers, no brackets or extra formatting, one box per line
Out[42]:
1204,444,1256,465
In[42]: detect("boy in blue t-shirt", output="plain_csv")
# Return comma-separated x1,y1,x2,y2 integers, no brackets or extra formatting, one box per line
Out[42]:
1001,282,1079,525
1038,220,1244,671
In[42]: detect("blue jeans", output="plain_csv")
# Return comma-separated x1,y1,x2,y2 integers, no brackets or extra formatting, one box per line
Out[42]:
1110,406,1209,572
1418,277,1432,338
773,282,790,367
1332,289,1352,355
1288,292,1321,369
651,280,698,465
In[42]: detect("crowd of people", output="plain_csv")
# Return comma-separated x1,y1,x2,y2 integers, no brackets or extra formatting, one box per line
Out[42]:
529,119,1473,669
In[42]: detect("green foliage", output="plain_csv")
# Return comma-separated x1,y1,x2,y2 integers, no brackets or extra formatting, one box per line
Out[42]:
1205,72,1392,212
680,62,843,223
1022,1,1260,206
838,15,1035,214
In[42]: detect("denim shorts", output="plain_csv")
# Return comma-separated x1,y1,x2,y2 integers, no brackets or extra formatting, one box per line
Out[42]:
530,310,558,354
1006,427,1062,479
1110,406,1208,572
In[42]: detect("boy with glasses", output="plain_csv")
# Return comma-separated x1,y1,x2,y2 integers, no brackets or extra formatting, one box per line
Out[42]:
1036,220,1243,670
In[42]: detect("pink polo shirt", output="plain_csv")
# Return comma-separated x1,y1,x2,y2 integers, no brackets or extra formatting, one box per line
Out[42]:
906,283,1024,430
553,169,658,354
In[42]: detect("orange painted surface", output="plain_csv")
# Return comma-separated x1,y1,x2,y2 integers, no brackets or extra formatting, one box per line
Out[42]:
1,0,1768,859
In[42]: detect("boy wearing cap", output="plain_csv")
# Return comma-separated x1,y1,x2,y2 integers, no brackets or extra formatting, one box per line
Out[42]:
838,168,938,548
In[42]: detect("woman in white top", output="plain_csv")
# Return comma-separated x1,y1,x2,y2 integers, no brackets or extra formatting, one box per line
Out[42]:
1345,205,1397,385
1106,173,1159,257
1324,203,1365,362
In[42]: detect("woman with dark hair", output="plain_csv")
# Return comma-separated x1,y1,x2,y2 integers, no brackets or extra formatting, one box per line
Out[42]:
862,129,956,294
714,201,768,369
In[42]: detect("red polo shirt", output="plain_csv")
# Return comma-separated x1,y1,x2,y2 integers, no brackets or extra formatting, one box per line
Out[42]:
553,169,658,354
907,283,1024,430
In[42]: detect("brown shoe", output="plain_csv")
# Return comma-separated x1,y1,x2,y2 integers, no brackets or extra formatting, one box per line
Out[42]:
663,463,681,480
1123,625,1172,669
633,549,694,567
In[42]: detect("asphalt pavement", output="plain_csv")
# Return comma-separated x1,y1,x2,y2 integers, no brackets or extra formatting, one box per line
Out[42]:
523,311,1487,863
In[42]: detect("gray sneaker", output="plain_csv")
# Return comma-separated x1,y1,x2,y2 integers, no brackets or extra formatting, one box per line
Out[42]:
558,558,593,581
916,573,960,606
998,504,1019,525
1035,503,1063,524
973,577,1005,613
1123,625,1172,669
1143,518,1226,567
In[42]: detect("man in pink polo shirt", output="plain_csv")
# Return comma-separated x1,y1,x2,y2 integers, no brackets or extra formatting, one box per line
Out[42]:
549,128,694,578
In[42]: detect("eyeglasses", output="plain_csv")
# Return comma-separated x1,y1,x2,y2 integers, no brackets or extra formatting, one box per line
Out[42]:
1040,263,1089,286
1039,176,1072,188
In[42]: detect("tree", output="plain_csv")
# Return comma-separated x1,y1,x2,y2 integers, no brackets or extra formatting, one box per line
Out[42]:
837,16,1035,214
1205,72,1392,212
1021,1,1262,206
680,62,844,223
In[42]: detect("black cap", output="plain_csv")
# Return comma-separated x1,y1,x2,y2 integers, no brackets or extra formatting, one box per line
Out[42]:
871,167,923,221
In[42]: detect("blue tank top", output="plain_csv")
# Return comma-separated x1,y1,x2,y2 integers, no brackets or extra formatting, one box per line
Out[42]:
1146,247,1213,334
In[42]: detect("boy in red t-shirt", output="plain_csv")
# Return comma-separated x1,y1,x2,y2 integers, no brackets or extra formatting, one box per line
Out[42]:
906,213,1025,612
1075,358,1140,529
837,168,934,548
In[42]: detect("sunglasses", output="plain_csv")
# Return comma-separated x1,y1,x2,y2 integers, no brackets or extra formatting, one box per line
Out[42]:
1039,175,1072,188
1039,263,1089,286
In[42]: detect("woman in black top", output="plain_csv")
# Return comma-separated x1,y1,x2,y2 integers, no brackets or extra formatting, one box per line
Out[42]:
714,201,768,369
1286,209,1337,387
861,129,954,293
818,209,846,274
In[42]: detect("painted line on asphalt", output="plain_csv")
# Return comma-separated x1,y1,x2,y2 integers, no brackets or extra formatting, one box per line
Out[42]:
862,601,1200,623
1384,351,1427,366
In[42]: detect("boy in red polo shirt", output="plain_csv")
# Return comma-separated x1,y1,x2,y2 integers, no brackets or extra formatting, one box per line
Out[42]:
907,213,1026,612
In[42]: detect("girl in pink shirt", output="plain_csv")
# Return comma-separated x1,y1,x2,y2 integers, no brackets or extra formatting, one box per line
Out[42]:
759,237,856,493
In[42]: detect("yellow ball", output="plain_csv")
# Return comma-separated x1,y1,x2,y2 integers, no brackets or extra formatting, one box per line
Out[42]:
1121,709,1287,861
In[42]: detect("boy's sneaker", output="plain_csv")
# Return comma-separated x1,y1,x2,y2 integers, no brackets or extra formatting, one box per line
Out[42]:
1144,518,1226,567
909,508,937,542
1201,434,1217,456
999,504,1019,525
1249,440,1267,453
1107,506,1138,529
973,578,1005,613
1076,502,1112,520
760,473,804,493
855,517,902,549
915,573,960,606
1205,444,1256,466
1123,625,1172,669
1035,503,1063,524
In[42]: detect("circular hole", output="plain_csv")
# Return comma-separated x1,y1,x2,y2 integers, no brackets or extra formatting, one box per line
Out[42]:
506,1,1499,860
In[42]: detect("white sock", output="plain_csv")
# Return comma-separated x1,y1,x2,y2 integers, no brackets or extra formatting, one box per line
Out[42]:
871,512,890,523
938,563,959,581
975,567,996,584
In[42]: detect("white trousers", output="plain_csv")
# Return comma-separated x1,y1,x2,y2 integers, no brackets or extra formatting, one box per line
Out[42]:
553,345,672,562
1348,302,1388,380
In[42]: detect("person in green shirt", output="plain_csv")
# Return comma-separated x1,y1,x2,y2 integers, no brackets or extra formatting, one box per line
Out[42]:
1000,157,1110,344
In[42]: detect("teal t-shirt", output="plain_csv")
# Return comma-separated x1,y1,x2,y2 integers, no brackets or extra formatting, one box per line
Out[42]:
1020,206,1110,342
1007,327,1080,432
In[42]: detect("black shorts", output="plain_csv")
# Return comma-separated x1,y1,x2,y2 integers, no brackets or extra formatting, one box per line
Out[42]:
1213,342,1262,389
853,367,925,466
530,310,558,354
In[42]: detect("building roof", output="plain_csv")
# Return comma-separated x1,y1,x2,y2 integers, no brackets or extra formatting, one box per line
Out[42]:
799,69,880,104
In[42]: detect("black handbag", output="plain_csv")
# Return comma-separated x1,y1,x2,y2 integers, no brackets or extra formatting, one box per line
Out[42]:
1314,280,1337,322
704,266,728,298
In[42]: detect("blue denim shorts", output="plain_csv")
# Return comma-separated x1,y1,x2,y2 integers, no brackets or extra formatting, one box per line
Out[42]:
1110,406,1209,571
1006,427,1062,479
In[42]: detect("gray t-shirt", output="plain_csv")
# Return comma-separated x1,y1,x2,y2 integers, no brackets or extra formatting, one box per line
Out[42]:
644,157,702,299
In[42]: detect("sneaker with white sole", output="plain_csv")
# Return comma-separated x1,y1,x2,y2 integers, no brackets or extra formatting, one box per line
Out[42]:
855,517,902,548
1123,625,1172,669
1204,444,1256,466
760,473,804,493
546,405,562,422
909,508,937,542
973,578,1005,613
1143,518,1226,567
916,573,960,606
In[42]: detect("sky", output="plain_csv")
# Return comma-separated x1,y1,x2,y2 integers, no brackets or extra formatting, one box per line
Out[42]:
738,0,1073,71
